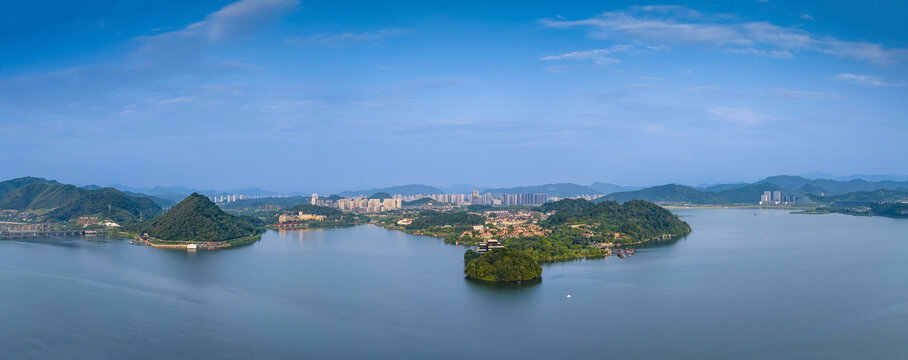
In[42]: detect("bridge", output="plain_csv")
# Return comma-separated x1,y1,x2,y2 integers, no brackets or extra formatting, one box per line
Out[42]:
1,230,95,239
0,221,97,239
0,221,52,232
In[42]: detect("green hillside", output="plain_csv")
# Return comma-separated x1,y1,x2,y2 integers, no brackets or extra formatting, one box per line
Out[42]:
368,192,392,199
45,188,162,224
715,183,784,203
588,182,640,195
808,189,908,204
601,184,723,204
543,199,691,241
760,175,908,194
0,177,58,199
138,193,260,242
0,180,162,224
402,198,450,206
0,183,82,210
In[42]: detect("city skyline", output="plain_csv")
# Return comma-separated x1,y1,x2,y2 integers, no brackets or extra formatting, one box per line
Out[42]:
2,1,906,191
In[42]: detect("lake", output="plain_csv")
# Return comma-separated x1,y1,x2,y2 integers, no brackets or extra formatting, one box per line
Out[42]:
2,209,907,359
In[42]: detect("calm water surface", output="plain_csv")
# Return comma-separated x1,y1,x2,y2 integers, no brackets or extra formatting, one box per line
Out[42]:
2,209,907,359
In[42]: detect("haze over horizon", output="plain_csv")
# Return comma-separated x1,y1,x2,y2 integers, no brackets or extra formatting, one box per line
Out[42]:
2,1,906,192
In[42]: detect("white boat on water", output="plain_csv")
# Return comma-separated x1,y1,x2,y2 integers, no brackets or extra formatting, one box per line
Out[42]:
186,244,198,251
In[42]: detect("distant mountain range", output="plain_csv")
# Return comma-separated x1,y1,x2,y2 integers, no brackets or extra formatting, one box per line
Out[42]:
600,175,908,204
587,182,643,194
107,184,283,202
5,174,907,214
482,183,601,198
339,184,444,197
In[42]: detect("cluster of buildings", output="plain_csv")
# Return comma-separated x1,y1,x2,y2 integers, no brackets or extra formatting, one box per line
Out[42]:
278,212,326,223
75,216,120,228
310,194,402,213
210,194,291,205
393,190,550,206
307,189,557,212
759,191,797,205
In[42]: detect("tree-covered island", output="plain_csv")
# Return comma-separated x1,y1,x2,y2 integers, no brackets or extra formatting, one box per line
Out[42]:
464,248,542,282
379,198,691,263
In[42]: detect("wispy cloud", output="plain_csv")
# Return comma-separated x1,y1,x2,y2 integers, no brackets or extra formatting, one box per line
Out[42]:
0,0,300,120
539,45,659,66
138,0,298,45
287,28,409,45
688,85,720,91
541,6,907,65
800,14,814,20
834,73,903,87
707,107,773,126
771,88,842,99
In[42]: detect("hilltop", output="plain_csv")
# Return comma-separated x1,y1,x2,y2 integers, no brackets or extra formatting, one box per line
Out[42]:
0,178,162,224
0,177,59,198
483,183,600,198
600,184,724,204
138,193,260,242
587,182,641,195
598,176,908,205
339,184,443,197
45,188,162,224
541,199,692,242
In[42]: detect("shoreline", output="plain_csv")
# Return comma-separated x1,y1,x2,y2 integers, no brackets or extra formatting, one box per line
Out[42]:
134,233,262,250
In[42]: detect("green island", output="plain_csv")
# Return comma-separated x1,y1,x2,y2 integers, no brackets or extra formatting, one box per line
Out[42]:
463,248,542,282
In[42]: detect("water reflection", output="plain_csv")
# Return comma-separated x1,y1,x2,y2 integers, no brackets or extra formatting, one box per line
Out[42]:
464,276,542,291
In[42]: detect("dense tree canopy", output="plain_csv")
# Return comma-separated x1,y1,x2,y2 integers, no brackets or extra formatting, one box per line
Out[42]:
138,193,260,242
46,188,162,224
405,211,484,230
542,199,691,241
464,248,542,282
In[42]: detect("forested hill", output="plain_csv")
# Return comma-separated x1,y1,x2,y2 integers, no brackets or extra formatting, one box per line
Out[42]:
541,199,691,241
600,184,724,204
45,188,162,224
0,177,58,198
138,193,260,242
0,183,86,210
0,179,161,224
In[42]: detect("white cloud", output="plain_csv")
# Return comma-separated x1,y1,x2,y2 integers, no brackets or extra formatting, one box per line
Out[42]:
287,28,409,45
834,73,902,87
800,14,814,20
136,0,299,52
541,6,907,65
771,88,842,99
707,107,773,126
688,85,720,91
539,45,658,66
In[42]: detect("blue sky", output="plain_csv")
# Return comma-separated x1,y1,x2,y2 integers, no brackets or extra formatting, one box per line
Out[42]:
1,0,906,193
